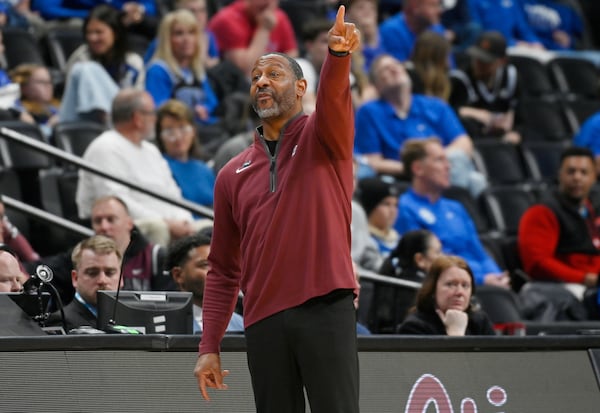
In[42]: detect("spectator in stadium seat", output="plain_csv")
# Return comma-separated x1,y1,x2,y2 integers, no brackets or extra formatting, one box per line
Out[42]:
143,0,219,68
65,4,145,89
396,137,510,287
440,0,481,52
518,147,600,298
357,176,400,257
32,0,158,40
397,254,496,335
26,195,173,308
155,99,215,210
346,0,384,72
406,31,453,101
207,0,298,76
521,0,584,51
166,232,244,333
146,9,219,126
457,31,521,143
9,63,60,139
468,0,544,49
76,88,211,246
378,0,447,63
59,5,144,125
354,54,487,197
370,229,442,333
351,158,384,273
296,19,332,115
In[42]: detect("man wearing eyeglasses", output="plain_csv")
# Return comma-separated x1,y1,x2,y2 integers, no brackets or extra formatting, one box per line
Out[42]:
76,88,212,246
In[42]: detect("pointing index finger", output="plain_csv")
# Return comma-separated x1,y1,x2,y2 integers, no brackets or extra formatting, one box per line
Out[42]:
334,5,346,31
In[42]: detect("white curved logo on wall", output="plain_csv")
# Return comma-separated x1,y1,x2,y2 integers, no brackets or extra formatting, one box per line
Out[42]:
405,374,507,413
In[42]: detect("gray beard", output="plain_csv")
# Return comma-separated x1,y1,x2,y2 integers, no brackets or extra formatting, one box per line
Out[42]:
252,89,297,120
253,105,280,119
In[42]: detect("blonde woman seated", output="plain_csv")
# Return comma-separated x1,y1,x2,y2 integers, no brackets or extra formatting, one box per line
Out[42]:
9,64,59,138
397,255,495,336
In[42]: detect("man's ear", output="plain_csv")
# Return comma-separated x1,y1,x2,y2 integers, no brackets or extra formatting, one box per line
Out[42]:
296,78,307,98
71,269,78,289
171,266,182,284
414,252,426,269
412,159,424,178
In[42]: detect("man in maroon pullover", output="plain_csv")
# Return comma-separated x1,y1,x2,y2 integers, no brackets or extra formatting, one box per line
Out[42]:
194,6,361,413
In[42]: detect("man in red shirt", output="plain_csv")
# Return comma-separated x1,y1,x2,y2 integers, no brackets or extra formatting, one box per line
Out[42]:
194,6,360,412
519,147,600,294
208,0,298,75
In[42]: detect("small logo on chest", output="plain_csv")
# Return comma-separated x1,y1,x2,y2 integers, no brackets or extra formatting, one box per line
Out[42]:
236,160,252,174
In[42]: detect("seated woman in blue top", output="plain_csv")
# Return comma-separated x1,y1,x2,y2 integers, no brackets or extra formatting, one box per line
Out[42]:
145,9,219,126
397,254,496,336
156,99,215,212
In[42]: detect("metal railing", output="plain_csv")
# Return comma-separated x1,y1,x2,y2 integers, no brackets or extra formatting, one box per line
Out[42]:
0,126,415,290
2,195,94,237
0,127,214,219
358,268,421,290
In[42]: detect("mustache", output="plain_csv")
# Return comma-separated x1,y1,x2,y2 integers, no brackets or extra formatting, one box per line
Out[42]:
256,87,275,96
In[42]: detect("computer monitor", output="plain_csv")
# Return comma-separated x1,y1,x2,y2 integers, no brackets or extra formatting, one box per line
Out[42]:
96,290,194,334
0,293,49,336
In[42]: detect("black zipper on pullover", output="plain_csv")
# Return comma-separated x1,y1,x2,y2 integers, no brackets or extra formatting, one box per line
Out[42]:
258,127,283,193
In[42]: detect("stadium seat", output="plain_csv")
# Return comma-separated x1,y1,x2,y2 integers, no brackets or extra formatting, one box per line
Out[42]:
523,140,571,184
1,27,45,69
53,121,106,158
480,186,537,236
42,27,84,72
516,97,577,142
508,55,555,98
472,141,538,186
547,56,600,100
475,284,523,325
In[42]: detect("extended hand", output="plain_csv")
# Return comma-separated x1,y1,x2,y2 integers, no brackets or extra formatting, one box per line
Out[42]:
328,6,360,54
194,353,229,401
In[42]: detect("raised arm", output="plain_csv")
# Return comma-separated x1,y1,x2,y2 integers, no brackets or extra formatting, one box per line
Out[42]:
314,6,361,160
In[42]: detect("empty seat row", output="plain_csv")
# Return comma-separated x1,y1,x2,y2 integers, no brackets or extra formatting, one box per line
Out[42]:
508,54,600,100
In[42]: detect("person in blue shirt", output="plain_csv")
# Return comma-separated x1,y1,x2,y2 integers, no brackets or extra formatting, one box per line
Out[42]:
379,0,447,63
32,0,157,20
355,53,486,197
441,0,482,52
396,137,511,288
146,9,219,126
143,0,219,68
573,110,600,176
155,99,215,212
521,0,584,50
468,0,544,49
166,232,244,334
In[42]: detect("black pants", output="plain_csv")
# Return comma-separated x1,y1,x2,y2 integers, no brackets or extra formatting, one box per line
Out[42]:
245,289,360,413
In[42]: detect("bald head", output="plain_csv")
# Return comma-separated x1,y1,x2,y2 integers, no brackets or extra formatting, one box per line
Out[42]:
0,251,23,292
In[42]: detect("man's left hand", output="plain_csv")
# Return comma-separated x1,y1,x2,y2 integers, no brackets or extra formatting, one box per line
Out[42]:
328,6,360,54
